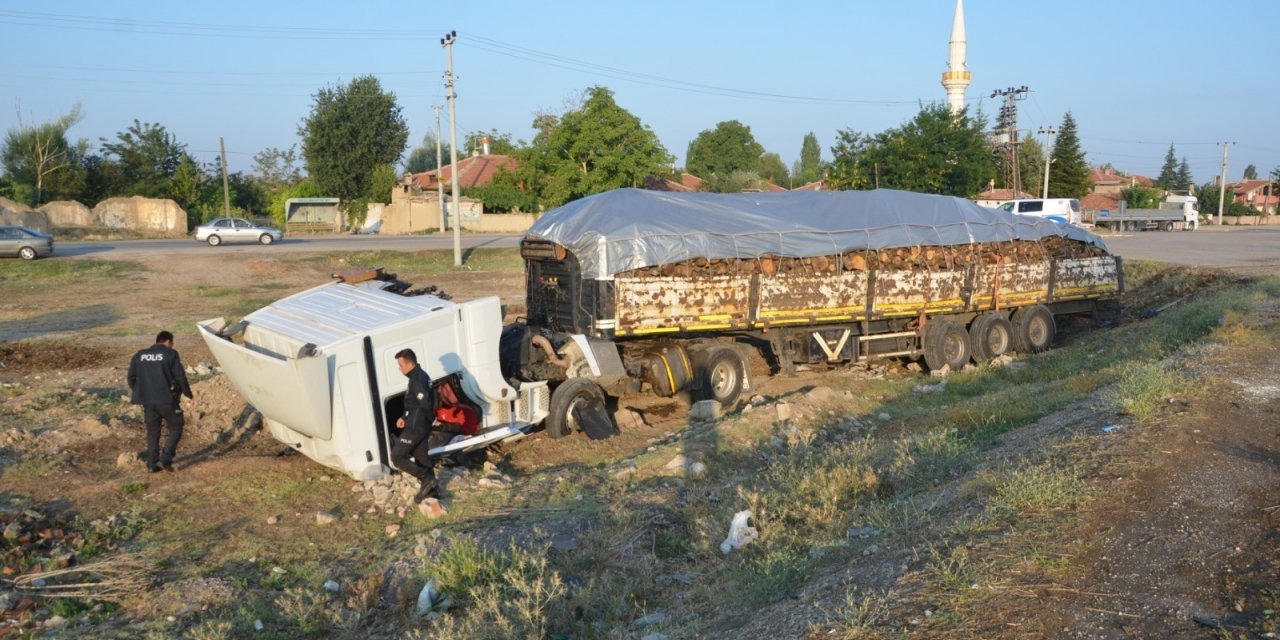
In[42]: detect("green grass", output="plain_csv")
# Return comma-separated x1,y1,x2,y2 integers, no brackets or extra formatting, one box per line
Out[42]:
0,258,144,283
294,247,523,280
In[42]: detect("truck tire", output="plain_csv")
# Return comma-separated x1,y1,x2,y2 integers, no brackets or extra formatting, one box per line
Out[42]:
1011,305,1056,353
546,378,607,438
922,319,970,372
694,347,746,408
1160,221,1174,232
1186,219,1198,231
969,313,1012,362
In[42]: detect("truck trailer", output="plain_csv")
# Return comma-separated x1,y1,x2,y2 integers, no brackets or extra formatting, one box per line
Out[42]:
1089,194,1200,231
199,188,1122,480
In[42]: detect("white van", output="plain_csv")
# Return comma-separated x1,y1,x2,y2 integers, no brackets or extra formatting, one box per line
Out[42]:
997,198,1082,226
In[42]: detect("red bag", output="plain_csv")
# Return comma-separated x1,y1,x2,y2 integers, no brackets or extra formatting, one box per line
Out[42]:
435,382,480,436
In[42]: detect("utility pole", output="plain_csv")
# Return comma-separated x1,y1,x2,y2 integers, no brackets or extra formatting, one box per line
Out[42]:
219,137,231,217
1038,126,1056,199
433,105,445,232
1216,141,1234,226
442,30,462,266
991,86,1030,196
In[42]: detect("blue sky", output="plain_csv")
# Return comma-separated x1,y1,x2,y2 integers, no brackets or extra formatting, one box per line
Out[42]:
2,1,1276,187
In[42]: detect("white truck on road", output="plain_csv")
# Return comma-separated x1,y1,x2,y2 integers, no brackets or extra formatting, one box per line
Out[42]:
1090,194,1200,231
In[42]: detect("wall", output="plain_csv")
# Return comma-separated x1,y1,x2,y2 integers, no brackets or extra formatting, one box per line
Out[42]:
465,212,538,233
92,197,188,237
39,200,95,227
0,197,52,232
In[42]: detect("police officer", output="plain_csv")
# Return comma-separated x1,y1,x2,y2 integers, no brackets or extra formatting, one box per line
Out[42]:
391,349,441,502
127,330,195,472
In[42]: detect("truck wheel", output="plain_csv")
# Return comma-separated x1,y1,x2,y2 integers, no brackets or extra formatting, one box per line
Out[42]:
1186,219,1198,231
694,347,746,407
922,319,970,372
1160,221,1174,232
969,313,1012,362
546,378,607,438
1011,305,1056,353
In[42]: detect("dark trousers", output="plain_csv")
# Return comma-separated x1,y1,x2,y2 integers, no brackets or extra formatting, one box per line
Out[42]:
143,403,184,467
390,423,455,486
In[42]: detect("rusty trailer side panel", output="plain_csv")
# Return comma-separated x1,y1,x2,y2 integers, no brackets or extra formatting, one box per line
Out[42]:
757,272,870,326
969,261,1051,309
1052,257,1120,300
613,275,751,334
873,269,968,317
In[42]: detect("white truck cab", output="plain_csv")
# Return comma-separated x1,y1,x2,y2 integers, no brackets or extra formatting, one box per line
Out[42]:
997,198,1083,226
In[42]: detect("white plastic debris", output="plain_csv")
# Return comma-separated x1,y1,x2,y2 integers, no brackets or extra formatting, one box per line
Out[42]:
415,579,452,618
1101,425,1121,433
719,510,759,554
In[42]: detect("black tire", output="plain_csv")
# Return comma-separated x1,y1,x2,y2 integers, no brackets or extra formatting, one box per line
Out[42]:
1011,304,1056,353
969,313,1013,362
922,319,970,372
18,247,37,260
694,347,746,407
207,234,222,246
1160,221,1174,232
259,233,275,245
546,378,606,438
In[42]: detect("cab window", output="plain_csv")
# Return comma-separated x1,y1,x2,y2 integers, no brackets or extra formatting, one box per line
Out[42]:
1018,201,1044,213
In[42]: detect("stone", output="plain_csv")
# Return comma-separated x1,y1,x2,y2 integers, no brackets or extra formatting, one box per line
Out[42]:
0,197,50,232
115,452,145,469
905,362,923,373
44,615,67,629
39,200,94,227
3,522,20,540
418,499,447,519
847,527,880,539
929,364,951,378
775,402,793,422
613,466,637,479
315,511,339,526
385,524,401,537
266,515,280,525
323,580,340,593
806,386,834,403
664,454,688,471
619,408,649,430
634,611,666,626
878,412,891,421
688,400,721,422
319,475,331,482
990,354,1014,368
550,531,580,552
687,462,707,478
92,196,187,236
0,591,17,613
749,394,768,407
862,544,881,556
254,619,264,631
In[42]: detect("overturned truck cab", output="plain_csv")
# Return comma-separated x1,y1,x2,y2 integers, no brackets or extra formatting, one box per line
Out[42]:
197,270,549,480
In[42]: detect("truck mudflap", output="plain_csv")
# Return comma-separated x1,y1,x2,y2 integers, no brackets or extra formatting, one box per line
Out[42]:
197,318,333,440
426,424,532,456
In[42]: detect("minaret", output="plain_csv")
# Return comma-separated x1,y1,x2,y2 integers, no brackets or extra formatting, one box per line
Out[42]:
941,0,971,114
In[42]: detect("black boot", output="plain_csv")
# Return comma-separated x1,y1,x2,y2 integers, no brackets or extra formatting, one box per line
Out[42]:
414,481,440,503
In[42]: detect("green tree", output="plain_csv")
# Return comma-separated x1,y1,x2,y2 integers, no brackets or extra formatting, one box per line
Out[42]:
464,167,536,213
252,145,303,190
404,132,452,174
757,152,789,187
100,120,189,198
268,178,323,227
518,86,672,207
826,104,994,196
1155,144,1178,190
685,120,764,187
1120,185,1161,209
1196,182,1255,218
299,75,409,202
1242,164,1257,180
1047,111,1090,199
798,132,822,184
2,104,88,205
1175,157,1194,191
825,129,872,191
464,129,518,156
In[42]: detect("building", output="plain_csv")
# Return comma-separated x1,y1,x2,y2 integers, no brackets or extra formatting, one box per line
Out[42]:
1227,179,1279,215
973,188,1034,208
407,154,519,191
941,0,971,114
1089,167,1153,195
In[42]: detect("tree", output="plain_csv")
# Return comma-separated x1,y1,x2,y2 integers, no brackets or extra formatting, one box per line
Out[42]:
100,120,190,198
1242,164,1257,180
1195,182,1255,218
1175,157,1194,192
757,152,789,187
685,120,764,186
464,167,536,213
825,104,994,196
798,132,823,185
2,104,88,205
404,132,452,174
1047,111,1090,199
252,146,303,189
517,86,672,207
463,129,518,156
1120,185,1161,209
299,75,409,202
1156,144,1179,190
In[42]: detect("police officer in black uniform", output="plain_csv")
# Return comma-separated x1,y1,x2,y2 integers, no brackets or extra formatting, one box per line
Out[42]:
127,330,195,472
391,349,441,502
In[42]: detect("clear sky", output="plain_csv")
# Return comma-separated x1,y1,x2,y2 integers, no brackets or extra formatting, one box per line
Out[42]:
2,1,1277,188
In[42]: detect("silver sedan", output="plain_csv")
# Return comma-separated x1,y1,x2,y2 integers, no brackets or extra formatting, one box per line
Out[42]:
0,226,54,260
194,217,284,246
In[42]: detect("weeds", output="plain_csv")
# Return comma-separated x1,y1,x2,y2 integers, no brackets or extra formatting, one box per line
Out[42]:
813,589,892,638
925,545,980,595
983,463,1089,520
1105,360,1183,420
0,258,144,283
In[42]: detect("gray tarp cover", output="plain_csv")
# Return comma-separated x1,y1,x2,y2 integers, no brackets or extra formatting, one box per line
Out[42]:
525,188,1109,277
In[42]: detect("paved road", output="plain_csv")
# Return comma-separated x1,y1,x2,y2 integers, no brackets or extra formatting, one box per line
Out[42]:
51,226,1280,275
1101,225,1280,275
55,233,523,259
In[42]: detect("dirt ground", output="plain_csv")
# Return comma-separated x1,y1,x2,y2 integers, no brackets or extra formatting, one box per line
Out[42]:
1,249,1278,638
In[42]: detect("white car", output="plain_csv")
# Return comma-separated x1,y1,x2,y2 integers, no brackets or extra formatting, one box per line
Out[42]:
194,217,284,246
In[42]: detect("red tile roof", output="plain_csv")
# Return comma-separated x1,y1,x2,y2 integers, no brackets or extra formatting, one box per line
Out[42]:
791,181,826,191
410,155,518,190
1081,192,1122,211
644,173,704,193
975,188,1034,201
